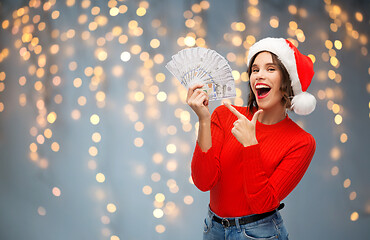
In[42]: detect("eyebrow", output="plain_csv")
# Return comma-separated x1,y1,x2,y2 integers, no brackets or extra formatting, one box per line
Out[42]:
252,63,277,67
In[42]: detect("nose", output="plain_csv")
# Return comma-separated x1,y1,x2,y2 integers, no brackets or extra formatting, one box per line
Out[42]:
255,69,266,80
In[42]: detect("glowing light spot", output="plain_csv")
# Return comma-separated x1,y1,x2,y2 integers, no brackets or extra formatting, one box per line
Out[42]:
47,112,57,124
119,5,128,14
120,51,131,62
332,104,340,114
19,94,27,107
107,203,117,213
166,144,176,154
330,57,339,67
169,185,179,193
51,142,60,152
150,38,160,48
130,45,141,55
153,209,164,218
44,129,52,138
96,48,108,61
155,224,166,233
89,146,98,157
155,73,166,83
192,3,202,13
101,215,110,225
325,40,333,49
52,187,61,197
180,111,190,123
232,70,240,80
166,160,177,171
142,185,152,195
340,133,348,143
334,40,342,50
343,178,351,188
110,235,120,240
152,153,163,164
110,7,119,16
88,160,97,170
90,114,100,125
331,166,339,176
96,173,106,183
91,6,100,15
78,96,87,106
330,147,341,160
134,92,145,102
155,193,165,202
2,20,9,29
73,78,82,88
350,212,359,221
184,195,194,205
134,137,144,147
38,206,46,216
137,7,146,16
334,114,342,125
30,143,38,152
167,125,177,135
96,91,106,102
157,92,167,102
349,191,357,200
112,65,124,77
308,54,316,63
92,132,101,143
232,36,242,46
151,172,161,182
184,36,196,47
355,12,363,22
269,16,279,28
71,109,81,120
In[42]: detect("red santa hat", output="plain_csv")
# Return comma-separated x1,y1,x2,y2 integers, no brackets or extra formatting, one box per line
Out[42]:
247,37,316,115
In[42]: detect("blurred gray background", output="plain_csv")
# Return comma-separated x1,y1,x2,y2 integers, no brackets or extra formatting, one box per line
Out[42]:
0,0,369,239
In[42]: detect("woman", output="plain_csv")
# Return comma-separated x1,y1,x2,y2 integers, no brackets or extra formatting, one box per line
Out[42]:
186,38,316,240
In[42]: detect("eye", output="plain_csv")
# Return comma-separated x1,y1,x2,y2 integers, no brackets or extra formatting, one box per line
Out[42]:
268,68,276,71
252,68,259,73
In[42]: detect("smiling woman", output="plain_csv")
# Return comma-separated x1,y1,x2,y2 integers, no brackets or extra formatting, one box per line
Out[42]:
187,37,317,240
248,52,294,114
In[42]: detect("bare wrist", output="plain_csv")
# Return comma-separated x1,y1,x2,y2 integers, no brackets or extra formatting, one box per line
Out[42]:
199,117,211,125
243,138,258,147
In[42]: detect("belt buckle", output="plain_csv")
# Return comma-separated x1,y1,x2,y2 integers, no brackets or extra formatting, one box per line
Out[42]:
221,218,230,228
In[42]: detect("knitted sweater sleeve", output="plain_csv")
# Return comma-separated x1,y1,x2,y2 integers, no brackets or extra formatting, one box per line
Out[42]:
242,133,316,214
191,107,225,192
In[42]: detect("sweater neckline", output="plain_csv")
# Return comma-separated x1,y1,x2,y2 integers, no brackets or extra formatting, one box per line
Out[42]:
256,114,290,132
241,106,291,132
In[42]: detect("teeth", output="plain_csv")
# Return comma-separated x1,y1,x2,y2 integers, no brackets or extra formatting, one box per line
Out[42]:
256,85,270,89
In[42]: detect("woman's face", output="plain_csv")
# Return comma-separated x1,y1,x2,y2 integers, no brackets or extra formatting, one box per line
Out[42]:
249,51,284,111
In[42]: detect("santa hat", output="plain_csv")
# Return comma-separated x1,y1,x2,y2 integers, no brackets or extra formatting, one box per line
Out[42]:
247,37,316,115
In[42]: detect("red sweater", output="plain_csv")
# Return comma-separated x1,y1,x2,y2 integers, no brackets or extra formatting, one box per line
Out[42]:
191,105,316,217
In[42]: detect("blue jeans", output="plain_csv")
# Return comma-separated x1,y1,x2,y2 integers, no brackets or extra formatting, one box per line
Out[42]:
203,207,289,240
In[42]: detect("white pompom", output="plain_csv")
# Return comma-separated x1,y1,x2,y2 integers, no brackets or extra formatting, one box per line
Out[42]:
291,92,316,115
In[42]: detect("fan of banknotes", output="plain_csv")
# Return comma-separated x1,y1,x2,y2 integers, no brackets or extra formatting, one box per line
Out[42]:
165,47,236,101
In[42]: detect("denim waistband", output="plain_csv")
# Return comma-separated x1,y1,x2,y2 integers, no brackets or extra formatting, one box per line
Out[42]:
207,205,282,229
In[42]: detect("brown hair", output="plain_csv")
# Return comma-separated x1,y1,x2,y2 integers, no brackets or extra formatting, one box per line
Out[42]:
247,51,294,114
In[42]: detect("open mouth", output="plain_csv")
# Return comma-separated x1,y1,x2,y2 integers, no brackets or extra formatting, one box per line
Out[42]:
256,84,271,99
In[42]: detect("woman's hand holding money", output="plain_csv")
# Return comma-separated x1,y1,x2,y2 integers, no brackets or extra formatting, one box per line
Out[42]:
186,83,211,122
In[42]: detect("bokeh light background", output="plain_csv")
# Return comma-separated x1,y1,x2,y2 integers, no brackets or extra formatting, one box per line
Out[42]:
0,0,369,239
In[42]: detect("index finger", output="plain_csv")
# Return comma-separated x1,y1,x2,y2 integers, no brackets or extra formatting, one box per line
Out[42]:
224,102,245,119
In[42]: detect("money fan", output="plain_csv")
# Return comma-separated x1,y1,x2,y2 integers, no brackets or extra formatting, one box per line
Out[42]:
166,47,236,101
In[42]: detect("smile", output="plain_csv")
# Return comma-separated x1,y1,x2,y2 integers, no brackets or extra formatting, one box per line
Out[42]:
255,83,271,99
